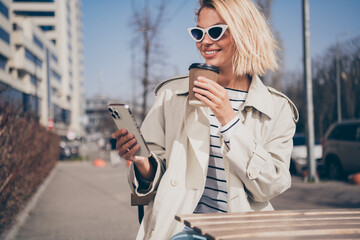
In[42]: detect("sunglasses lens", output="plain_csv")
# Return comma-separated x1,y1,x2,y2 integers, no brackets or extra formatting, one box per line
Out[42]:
191,29,203,41
208,27,223,40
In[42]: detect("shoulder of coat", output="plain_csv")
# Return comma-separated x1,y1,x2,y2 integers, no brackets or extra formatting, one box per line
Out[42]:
154,75,189,96
267,86,299,123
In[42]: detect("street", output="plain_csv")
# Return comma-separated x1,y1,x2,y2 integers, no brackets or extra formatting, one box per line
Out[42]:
4,144,360,240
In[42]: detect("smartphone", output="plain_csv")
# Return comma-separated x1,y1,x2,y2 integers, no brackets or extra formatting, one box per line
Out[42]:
108,104,151,158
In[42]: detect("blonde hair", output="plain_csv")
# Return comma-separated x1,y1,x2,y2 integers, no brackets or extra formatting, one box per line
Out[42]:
197,0,278,76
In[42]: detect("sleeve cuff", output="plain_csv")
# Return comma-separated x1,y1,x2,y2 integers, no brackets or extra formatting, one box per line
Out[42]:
220,116,240,148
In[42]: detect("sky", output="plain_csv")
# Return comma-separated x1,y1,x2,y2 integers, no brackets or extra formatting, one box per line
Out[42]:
83,0,360,102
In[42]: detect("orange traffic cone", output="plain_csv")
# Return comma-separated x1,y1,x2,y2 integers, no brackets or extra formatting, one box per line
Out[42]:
93,159,106,167
349,173,360,185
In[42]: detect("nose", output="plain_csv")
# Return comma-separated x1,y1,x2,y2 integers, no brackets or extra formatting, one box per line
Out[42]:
201,33,214,45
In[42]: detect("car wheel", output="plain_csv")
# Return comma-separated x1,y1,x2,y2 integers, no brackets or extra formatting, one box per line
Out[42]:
289,159,297,175
325,157,344,180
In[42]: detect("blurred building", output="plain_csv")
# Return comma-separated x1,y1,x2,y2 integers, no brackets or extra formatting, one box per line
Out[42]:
0,0,84,137
85,95,109,136
84,96,144,143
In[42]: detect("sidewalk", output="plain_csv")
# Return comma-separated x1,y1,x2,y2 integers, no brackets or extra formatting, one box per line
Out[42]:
2,144,139,240
3,149,360,240
13,161,138,240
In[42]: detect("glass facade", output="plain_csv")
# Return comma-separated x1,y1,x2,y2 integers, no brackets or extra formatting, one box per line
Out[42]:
0,83,22,105
0,83,39,117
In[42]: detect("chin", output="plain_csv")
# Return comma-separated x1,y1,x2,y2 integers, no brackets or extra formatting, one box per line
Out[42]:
205,59,219,67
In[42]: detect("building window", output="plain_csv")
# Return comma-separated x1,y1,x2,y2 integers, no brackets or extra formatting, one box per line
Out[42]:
0,26,10,44
0,83,22,105
0,54,7,70
51,53,58,63
33,35,44,50
39,25,55,31
23,93,40,117
53,104,70,124
0,1,9,19
30,74,37,85
13,0,55,3
12,23,23,31
53,104,61,123
13,10,55,17
25,48,42,67
62,109,71,124
51,70,61,82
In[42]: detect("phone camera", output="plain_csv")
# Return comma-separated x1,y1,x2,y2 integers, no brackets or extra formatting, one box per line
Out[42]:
111,113,116,119
108,107,113,113
114,111,121,119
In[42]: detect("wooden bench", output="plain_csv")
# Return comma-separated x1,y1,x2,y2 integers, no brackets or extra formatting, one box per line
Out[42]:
176,208,360,239
131,192,156,224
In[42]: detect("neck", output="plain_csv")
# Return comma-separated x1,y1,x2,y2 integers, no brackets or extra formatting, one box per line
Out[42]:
217,68,250,91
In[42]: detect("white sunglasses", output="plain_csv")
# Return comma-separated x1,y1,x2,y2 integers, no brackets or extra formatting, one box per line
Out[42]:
187,24,228,42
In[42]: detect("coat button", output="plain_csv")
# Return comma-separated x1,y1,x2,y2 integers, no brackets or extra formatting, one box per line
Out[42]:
171,179,178,187
249,167,257,178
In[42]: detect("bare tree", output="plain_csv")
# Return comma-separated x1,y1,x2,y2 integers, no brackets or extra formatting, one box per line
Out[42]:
130,0,168,121
256,0,284,90
285,35,360,139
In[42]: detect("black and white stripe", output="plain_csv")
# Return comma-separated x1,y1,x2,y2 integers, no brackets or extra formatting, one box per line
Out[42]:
194,88,247,214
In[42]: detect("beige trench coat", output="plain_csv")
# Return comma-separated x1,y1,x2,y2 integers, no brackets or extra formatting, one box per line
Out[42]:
128,75,299,240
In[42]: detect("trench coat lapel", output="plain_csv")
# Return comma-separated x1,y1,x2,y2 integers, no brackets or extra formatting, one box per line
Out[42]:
184,103,210,174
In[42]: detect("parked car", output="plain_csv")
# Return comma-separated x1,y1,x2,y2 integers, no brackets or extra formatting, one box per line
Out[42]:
59,138,80,160
290,134,322,176
59,141,72,160
322,120,360,180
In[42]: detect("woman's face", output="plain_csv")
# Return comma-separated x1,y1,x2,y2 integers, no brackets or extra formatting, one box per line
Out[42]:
196,7,234,71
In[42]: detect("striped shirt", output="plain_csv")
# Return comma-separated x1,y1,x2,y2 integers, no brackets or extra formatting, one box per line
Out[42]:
194,88,247,213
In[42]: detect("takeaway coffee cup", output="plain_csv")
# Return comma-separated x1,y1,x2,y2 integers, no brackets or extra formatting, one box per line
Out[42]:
188,63,220,106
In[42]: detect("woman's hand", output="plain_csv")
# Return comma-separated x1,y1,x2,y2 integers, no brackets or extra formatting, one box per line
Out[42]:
111,129,154,180
193,76,236,126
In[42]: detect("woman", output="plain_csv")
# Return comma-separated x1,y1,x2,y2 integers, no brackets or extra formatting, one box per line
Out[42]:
112,0,298,239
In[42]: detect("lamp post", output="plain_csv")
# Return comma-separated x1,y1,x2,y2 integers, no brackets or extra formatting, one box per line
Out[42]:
302,0,318,182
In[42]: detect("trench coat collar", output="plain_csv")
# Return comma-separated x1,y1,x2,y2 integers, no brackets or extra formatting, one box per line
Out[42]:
174,75,273,119
243,75,274,120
